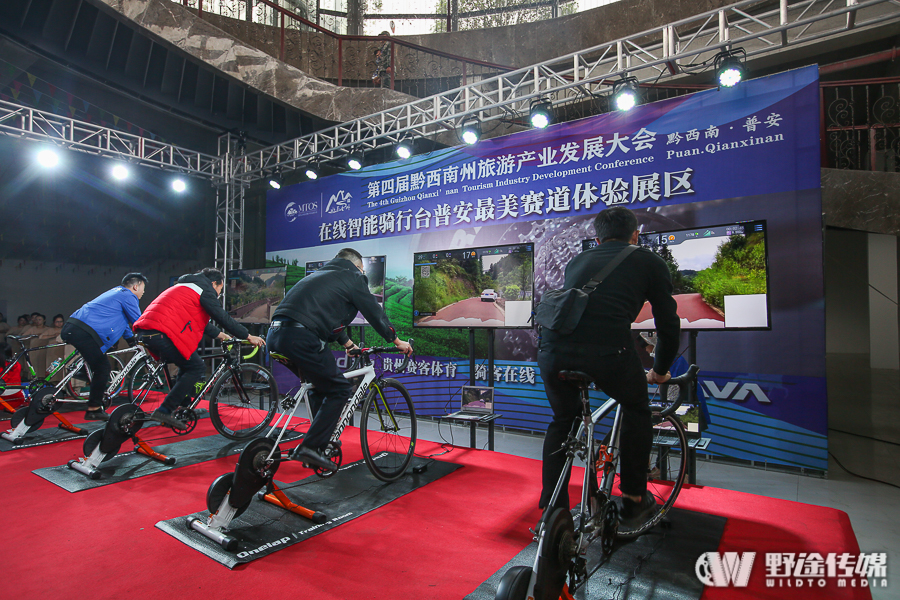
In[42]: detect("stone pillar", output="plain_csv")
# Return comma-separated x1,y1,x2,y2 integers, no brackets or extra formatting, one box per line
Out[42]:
347,0,363,35
868,233,899,369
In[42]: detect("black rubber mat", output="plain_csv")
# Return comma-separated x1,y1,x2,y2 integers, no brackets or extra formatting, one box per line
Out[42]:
0,420,105,451
465,507,726,600
32,428,299,493
156,456,461,568
0,409,209,452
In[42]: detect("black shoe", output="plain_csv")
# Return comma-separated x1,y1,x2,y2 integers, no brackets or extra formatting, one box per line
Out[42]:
619,491,658,529
84,409,110,422
290,445,337,472
149,409,187,431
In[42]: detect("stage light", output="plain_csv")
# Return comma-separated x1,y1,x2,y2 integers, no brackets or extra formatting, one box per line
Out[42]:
172,178,186,193
268,169,283,190
715,49,746,88
530,99,553,129
461,119,481,145
36,148,59,168
111,164,129,180
304,163,319,180
612,78,640,112
396,138,413,159
347,152,363,171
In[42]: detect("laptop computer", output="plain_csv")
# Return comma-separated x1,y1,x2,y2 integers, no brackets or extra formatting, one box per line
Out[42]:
445,386,494,421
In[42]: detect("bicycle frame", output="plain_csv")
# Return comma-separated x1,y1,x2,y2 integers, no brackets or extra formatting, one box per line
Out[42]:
103,346,149,399
263,361,379,462
544,397,623,554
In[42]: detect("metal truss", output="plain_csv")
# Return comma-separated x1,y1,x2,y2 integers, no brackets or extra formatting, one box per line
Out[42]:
238,0,900,182
214,133,246,273
0,99,224,181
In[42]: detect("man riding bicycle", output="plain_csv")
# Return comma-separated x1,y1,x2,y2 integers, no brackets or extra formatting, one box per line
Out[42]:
133,268,265,430
60,273,148,421
266,248,412,472
538,207,681,527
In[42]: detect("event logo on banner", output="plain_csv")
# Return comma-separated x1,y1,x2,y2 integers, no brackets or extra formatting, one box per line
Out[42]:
268,67,819,252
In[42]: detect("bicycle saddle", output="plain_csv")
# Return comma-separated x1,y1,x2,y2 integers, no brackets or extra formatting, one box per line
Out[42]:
269,351,300,374
558,371,593,386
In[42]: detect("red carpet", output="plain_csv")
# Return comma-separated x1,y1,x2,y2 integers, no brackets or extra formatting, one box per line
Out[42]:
0,428,868,600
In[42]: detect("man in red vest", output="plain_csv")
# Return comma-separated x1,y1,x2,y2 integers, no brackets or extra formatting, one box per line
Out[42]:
133,268,265,429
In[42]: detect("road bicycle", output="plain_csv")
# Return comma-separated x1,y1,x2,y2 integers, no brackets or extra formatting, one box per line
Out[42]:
2,342,146,442
495,365,699,600
128,338,277,438
1,335,126,403
189,341,417,550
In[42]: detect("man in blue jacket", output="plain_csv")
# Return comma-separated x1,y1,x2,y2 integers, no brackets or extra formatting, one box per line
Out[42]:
60,273,147,420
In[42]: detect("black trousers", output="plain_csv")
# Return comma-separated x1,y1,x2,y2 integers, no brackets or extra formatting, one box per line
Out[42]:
135,331,206,413
537,344,651,509
266,325,351,451
60,323,109,409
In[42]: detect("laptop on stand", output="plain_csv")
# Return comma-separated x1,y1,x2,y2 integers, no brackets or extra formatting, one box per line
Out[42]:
445,386,494,421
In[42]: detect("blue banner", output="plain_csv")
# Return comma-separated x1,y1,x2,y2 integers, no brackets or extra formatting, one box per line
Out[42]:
267,66,827,472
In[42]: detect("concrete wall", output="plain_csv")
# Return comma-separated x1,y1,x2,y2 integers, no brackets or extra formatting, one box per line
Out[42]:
0,258,206,325
824,228,870,355
867,233,900,369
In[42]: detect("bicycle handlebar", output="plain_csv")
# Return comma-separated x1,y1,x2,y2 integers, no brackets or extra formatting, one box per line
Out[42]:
347,338,414,373
8,335,37,342
656,364,700,418
222,338,260,360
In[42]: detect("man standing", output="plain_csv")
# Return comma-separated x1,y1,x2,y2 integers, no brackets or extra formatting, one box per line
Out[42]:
133,268,265,429
61,273,147,421
267,248,412,471
538,207,680,526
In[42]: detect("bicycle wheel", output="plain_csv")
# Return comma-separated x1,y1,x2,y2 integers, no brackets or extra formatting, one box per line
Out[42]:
360,378,417,482
617,414,688,539
127,358,171,409
209,363,278,440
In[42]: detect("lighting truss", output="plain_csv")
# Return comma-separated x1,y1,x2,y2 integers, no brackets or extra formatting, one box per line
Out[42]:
237,0,900,182
0,99,224,182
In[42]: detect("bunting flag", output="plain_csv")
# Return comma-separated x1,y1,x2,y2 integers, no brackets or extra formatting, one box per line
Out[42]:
0,57,165,143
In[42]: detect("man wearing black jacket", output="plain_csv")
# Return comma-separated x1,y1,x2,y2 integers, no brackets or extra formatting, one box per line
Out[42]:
267,248,412,471
133,268,266,429
538,207,680,527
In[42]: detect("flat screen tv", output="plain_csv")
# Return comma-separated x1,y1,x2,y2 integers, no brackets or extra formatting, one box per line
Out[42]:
305,260,328,275
413,243,534,329
632,219,770,330
304,256,386,326
225,267,287,324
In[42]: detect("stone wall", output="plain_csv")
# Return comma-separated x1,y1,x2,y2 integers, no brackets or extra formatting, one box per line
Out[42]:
822,168,900,235
93,0,413,123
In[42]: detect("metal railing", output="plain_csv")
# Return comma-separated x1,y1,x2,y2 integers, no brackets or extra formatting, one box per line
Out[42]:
229,0,900,181
178,0,514,97
822,77,900,172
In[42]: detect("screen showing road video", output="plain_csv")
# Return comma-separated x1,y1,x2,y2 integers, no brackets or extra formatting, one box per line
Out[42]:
413,243,534,329
225,267,287,324
305,256,386,326
631,220,770,330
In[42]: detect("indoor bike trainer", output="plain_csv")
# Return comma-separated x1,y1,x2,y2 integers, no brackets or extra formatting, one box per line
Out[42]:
67,404,175,479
